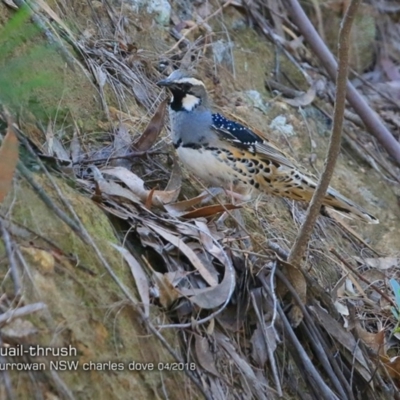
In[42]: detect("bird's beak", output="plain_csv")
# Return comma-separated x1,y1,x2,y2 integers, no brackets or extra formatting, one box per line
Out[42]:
156,79,173,87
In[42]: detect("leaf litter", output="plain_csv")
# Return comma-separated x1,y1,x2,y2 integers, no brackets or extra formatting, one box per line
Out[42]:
2,0,400,398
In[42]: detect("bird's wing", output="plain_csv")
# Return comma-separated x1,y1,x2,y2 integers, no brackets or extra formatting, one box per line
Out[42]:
211,113,296,168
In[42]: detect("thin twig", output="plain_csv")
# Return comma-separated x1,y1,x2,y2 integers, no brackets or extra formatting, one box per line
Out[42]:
77,149,167,165
285,0,400,166
0,219,21,295
288,0,362,267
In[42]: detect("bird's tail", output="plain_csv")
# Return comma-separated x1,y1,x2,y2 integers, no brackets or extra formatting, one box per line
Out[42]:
321,188,379,224
287,173,379,224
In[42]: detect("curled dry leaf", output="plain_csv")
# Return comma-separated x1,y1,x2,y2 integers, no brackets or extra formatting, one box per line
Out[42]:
133,98,168,151
111,244,150,317
0,123,19,204
102,166,180,206
283,86,316,107
179,259,234,309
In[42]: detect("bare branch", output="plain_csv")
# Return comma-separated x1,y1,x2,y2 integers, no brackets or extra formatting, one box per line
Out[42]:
288,0,363,267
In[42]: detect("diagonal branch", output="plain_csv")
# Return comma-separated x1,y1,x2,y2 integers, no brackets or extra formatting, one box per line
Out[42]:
285,0,400,166
288,0,363,267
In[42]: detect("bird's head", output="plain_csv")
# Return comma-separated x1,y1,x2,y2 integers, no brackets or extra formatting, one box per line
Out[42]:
157,70,208,112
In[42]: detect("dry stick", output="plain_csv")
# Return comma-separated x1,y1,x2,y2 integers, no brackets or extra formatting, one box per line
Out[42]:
285,0,400,166
287,0,362,268
0,219,21,295
0,302,47,326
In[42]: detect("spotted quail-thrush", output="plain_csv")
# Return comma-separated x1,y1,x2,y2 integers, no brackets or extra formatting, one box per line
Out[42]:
157,70,379,224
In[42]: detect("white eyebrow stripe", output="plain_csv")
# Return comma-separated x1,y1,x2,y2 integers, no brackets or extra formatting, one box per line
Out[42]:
174,77,205,87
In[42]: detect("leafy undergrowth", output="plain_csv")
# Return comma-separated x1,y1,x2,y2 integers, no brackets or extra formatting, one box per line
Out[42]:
0,1,400,399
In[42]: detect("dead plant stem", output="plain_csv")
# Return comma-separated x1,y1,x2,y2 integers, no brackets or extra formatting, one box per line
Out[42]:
288,0,362,267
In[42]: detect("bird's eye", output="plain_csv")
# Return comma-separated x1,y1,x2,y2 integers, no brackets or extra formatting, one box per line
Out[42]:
182,83,192,92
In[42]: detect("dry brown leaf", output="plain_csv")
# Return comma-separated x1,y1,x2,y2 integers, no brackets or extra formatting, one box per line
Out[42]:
147,222,218,287
133,99,168,151
194,221,228,266
380,354,400,384
112,244,150,317
152,271,181,308
0,124,19,204
182,204,240,219
354,325,384,354
195,335,220,377
164,188,224,217
145,187,156,210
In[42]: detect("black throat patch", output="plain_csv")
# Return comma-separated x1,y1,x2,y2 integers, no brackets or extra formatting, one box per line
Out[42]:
170,91,201,112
